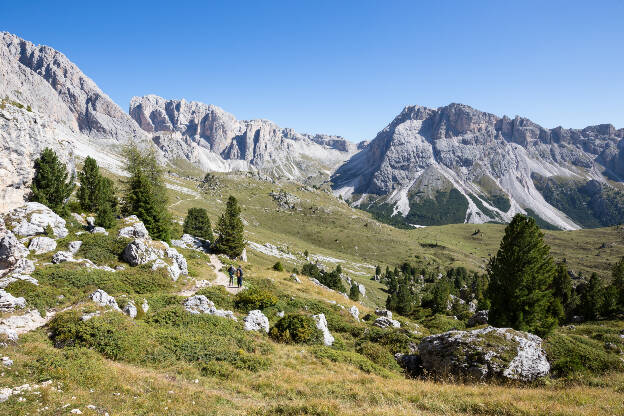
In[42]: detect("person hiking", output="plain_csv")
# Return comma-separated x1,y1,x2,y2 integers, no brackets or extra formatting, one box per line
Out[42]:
236,265,244,288
228,265,236,287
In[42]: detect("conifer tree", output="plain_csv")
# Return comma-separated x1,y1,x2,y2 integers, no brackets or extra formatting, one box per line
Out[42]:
77,156,101,211
487,214,559,336
552,262,577,320
29,148,75,215
610,257,624,309
349,284,360,301
579,273,603,320
95,177,118,228
122,144,171,242
183,207,214,241
214,195,245,258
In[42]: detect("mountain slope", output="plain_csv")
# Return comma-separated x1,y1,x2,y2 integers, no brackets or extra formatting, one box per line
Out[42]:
130,95,361,180
332,103,624,230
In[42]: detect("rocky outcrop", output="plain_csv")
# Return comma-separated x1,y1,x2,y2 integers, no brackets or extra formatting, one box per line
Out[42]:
4,202,68,238
374,316,401,329
129,95,361,180
183,295,236,320
122,300,138,319
0,231,29,273
312,313,334,346
121,239,162,266
349,305,360,321
417,326,550,381
28,236,57,254
0,289,26,312
467,310,489,327
90,289,120,310
118,216,150,239
171,234,209,251
332,103,624,230
243,310,270,333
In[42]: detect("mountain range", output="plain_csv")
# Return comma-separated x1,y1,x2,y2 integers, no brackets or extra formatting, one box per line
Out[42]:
2,31,623,230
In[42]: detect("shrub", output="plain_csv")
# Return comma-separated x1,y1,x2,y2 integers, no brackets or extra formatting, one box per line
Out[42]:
356,341,402,371
77,233,127,265
234,287,278,312
270,314,320,344
272,261,284,272
5,280,64,314
311,346,394,378
195,286,235,310
420,314,465,334
349,284,360,301
183,207,214,241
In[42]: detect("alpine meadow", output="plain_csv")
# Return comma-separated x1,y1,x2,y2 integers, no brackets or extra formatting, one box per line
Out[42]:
1,2,624,415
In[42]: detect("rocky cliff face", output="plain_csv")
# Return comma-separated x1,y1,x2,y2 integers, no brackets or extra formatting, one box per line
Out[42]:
130,95,361,179
0,32,146,212
332,103,624,230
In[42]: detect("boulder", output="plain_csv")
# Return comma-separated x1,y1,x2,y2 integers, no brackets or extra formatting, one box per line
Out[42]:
68,241,83,255
467,310,489,327
243,310,269,333
90,227,108,235
276,311,285,318
349,305,360,321
142,299,149,313
165,247,188,281
375,309,393,318
28,236,57,254
86,217,95,227
395,353,423,377
5,202,68,238
171,234,208,251
0,274,38,289
374,316,401,329
0,231,29,272
312,313,334,346
418,326,550,381
52,251,73,264
1,356,13,367
357,283,366,296
0,289,26,311
121,239,162,266
122,301,137,319
240,248,248,262
90,289,120,310
118,216,150,239
183,295,236,320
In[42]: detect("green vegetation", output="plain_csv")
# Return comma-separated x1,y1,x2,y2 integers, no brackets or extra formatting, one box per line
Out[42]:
77,156,118,228
487,214,560,336
349,283,360,301
123,144,171,241
29,147,75,215
214,195,245,258
272,261,284,272
301,262,346,292
76,233,127,266
270,314,321,344
183,207,214,241
234,287,278,312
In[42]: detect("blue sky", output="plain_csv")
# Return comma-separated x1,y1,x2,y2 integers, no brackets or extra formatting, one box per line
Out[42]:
3,1,623,141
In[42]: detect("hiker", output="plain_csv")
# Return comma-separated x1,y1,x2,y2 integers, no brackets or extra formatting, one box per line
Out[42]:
236,265,244,288
228,265,236,287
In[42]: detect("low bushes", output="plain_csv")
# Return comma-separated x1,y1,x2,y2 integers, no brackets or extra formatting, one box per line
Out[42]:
311,346,394,378
196,286,235,310
234,287,278,312
419,314,466,334
269,314,320,344
77,233,128,266
356,341,402,371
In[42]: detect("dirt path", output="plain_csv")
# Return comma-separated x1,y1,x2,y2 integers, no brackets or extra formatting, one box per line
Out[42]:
209,254,243,294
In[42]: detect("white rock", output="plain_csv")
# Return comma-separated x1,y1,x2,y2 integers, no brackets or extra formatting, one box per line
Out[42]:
86,217,95,227
90,289,120,310
122,301,137,319
122,239,162,266
118,217,150,239
0,289,26,311
1,356,13,367
183,295,236,320
70,409,82,414
243,310,269,333
276,311,285,318
373,316,401,329
51,251,73,264
357,283,366,296
28,236,57,254
375,309,393,319
0,273,38,289
165,247,188,281
68,241,82,255
350,305,360,321
0,231,29,272
6,203,68,238
312,313,334,346
171,234,208,251
0,309,48,341
142,299,149,313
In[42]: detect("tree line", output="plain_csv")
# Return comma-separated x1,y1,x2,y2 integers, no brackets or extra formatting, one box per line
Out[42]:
27,146,245,258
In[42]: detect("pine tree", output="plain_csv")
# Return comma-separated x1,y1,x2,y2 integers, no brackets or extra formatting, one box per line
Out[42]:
77,156,101,211
349,284,360,301
579,273,603,320
214,195,245,258
487,214,559,336
552,263,577,320
122,144,171,242
375,265,382,276
183,208,214,241
610,257,624,309
29,148,75,215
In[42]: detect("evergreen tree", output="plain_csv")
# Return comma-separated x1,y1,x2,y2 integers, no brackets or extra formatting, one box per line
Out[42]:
610,257,624,309
375,265,382,276
552,263,577,320
94,176,117,228
214,195,245,258
349,284,360,301
122,144,171,241
77,156,100,211
183,208,214,241
431,279,451,314
487,214,559,336
29,148,75,215
579,273,603,320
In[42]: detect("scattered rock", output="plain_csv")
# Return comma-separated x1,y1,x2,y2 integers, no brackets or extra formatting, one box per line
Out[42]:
0,273,38,289
374,316,401,329
312,313,334,346
239,247,248,262
122,239,162,266
0,231,29,272
243,310,269,333
86,217,95,227
183,295,236,320
0,289,26,312
51,251,73,264
68,241,83,255
165,247,188,281
142,299,149,313
418,326,550,381
1,356,13,367
71,213,86,225
0,310,49,341
70,409,82,414
270,190,300,210
171,234,209,251
118,216,150,239
290,273,301,283
467,310,489,327
350,305,360,321
123,301,138,319
276,311,285,318
90,289,120,310
5,202,68,238
90,227,108,235
28,236,57,254
357,283,366,296
375,309,393,318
